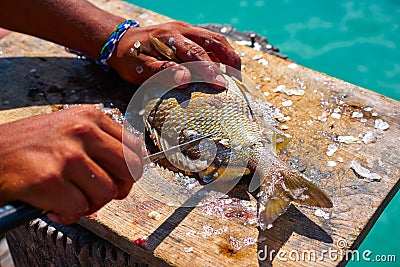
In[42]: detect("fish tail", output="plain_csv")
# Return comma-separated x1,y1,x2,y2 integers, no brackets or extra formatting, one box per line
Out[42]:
257,164,332,230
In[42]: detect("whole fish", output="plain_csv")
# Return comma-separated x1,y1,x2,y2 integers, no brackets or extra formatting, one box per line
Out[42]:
143,75,332,230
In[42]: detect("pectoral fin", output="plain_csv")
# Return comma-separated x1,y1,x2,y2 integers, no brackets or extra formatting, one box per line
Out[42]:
200,165,251,183
272,128,292,153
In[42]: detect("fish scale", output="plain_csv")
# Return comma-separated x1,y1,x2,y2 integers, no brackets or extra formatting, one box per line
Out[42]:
144,77,332,230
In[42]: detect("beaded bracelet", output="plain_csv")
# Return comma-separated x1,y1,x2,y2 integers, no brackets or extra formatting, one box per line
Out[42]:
98,20,140,66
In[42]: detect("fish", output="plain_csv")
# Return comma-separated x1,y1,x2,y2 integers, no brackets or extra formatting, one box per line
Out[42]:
143,75,332,230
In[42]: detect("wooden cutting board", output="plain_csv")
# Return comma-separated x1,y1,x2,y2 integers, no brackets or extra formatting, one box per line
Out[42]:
0,1,399,266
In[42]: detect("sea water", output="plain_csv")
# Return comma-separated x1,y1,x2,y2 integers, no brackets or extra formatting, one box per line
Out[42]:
128,0,399,265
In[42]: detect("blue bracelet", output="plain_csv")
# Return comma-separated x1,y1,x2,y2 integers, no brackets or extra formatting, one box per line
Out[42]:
98,20,140,66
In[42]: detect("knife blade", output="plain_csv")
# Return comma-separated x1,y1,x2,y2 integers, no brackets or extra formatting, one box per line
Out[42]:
143,133,212,163
0,134,212,234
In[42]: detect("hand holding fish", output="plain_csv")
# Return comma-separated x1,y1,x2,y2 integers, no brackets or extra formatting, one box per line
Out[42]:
0,106,143,225
107,21,241,87
1,0,240,87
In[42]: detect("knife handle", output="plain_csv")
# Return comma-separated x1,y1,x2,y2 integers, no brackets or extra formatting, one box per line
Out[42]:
0,202,44,234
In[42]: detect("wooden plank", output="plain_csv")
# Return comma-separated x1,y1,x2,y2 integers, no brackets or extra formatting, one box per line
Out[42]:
0,0,399,266
79,48,400,266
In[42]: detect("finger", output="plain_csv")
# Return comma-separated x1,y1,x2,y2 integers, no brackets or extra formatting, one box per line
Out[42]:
172,37,227,89
82,127,140,199
96,111,123,141
22,179,89,225
65,105,123,142
95,110,143,156
67,105,137,154
64,154,119,214
122,129,145,158
188,32,241,72
122,144,144,189
127,54,192,87
186,33,242,80
145,59,192,88
62,107,138,199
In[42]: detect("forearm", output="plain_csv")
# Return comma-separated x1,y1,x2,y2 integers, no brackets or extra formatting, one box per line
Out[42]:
0,0,125,59
0,0,241,86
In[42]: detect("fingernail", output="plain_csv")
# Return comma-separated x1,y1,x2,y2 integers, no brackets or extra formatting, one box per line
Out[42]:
109,184,118,200
47,213,64,224
215,74,227,87
174,69,190,85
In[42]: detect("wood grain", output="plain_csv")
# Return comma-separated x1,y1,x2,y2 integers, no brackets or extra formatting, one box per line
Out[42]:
0,0,399,266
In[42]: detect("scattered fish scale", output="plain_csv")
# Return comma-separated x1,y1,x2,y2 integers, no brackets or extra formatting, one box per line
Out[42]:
350,160,382,182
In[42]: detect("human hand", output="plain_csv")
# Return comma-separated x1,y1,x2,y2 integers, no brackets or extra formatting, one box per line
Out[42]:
107,21,241,87
0,106,143,224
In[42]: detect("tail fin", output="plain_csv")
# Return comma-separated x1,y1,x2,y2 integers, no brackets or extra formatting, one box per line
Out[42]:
284,171,333,208
258,168,332,230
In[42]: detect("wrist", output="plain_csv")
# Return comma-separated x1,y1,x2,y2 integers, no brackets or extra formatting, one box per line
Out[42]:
97,20,140,67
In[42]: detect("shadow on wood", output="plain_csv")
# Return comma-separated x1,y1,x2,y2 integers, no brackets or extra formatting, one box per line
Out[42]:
146,188,206,252
0,57,136,112
146,178,245,252
258,205,333,266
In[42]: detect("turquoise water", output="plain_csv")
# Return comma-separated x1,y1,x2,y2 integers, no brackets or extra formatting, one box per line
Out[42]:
129,0,399,265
